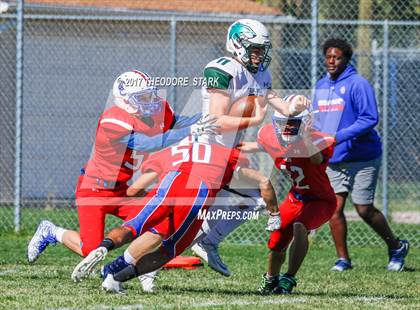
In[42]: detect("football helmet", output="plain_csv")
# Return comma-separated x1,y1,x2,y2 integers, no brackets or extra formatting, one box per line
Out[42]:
226,19,272,73
112,70,162,116
272,95,312,146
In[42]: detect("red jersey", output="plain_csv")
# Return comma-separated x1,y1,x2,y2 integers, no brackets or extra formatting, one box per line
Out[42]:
257,124,335,201
84,101,174,184
141,137,249,190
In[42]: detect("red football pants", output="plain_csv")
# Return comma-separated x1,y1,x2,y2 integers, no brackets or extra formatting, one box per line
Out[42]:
268,192,336,252
75,175,143,256
123,171,215,258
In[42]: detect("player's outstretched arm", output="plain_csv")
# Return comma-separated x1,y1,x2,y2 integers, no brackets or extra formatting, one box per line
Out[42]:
267,90,311,116
126,171,159,197
171,113,202,129
238,167,281,231
121,115,218,152
238,167,278,214
209,90,267,131
236,141,261,153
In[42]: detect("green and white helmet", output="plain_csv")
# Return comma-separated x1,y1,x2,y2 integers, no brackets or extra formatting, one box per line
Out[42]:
226,19,272,73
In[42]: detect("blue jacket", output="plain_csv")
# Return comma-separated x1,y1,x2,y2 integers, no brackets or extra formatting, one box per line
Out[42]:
313,64,382,163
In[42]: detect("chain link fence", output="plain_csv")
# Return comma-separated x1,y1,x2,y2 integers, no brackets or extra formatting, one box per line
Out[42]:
0,1,419,247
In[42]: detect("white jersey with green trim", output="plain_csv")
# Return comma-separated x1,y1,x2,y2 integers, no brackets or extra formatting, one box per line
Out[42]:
201,56,272,147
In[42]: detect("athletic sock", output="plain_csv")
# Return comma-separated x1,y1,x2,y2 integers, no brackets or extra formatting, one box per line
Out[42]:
55,227,67,243
123,249,136,265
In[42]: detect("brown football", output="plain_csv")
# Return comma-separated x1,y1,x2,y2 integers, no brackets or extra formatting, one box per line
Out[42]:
229,95,261,117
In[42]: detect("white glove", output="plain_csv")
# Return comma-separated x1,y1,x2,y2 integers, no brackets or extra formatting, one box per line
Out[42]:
190,114,220,136
254,197,267,211
266,212,281,231
288,95,311,115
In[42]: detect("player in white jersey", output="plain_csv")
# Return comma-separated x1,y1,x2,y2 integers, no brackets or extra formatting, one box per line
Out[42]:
201,53,272,148
191,19,310,276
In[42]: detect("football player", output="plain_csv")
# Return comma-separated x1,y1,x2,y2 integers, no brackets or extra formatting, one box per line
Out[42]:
239,107,336,294
191,19,311,276
27,70,217,265
71,136,281,293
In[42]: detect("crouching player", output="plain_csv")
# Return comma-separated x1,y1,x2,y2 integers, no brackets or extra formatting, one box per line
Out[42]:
239,108,336,294
72,136,280,293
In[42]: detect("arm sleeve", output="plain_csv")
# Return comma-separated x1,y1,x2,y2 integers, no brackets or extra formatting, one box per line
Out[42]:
121,127,191,152
171,113,202,129
335,80,379,143
204,67,232,90
140,156,163,175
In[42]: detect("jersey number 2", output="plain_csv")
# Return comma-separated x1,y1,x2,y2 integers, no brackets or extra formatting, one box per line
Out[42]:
280,165,310,190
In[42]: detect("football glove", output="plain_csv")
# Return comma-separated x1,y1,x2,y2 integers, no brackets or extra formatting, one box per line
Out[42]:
254,197,267,211
266,212,281,231
190,114,220,136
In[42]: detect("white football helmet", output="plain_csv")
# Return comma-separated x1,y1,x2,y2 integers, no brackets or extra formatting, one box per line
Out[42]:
226,19,272,73
272,95,312,146
112,70,162,116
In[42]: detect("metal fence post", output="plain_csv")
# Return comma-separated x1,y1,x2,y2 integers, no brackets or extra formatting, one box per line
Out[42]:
371,39,381,101
382,20,389,218
310,0,318,97
14,0,24,232
170,17,177,108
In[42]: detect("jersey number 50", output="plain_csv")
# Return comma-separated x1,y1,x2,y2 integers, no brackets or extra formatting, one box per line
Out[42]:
171,143,211,166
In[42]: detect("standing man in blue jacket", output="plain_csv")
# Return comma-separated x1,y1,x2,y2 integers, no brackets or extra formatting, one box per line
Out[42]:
313,38,409,272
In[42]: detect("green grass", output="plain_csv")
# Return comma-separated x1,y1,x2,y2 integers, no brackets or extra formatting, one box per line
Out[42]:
2,207,419,248
0,233,419,309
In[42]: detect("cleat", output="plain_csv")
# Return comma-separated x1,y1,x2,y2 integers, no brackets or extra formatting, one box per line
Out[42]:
192,241,231,277
138,269,160,293
100,255,130,281
274,274,297,294
27,220,57,263
258,273,279,295
72,247,108,282
331,258,353,272
102,274,125,294
387,240,409,272
101,264,111,280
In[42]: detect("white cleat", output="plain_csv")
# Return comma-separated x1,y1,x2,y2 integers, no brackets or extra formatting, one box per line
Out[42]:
191,242,208,262
72,247,108,283
102,274,125,294
27,220,57,263
138,269,160,293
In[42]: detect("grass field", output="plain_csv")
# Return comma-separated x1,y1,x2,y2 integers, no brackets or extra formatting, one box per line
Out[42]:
0,233,419,309
1,206,420,248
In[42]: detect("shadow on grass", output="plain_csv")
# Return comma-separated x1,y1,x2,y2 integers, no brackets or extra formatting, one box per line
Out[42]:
159,285,414,301
293,291,409,300
159,285,261,297
402,266,416,272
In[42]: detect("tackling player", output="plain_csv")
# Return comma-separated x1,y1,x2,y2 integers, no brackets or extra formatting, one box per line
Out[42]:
71,136,281,293
191,19,311,276
27,70,217,264
239,106,336,294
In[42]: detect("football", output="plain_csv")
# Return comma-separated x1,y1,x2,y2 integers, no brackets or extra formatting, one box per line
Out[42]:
229,95,262,117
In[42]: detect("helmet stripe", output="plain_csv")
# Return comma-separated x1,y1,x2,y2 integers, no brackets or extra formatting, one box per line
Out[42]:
132,70,150,81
